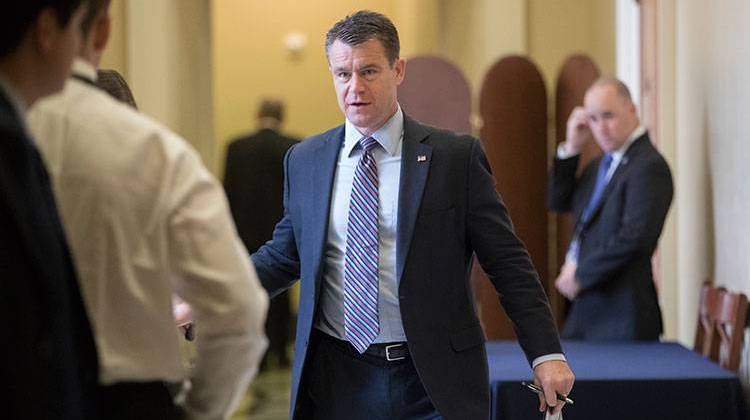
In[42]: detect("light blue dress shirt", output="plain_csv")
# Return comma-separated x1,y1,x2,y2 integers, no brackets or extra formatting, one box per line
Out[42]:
315,107,406,343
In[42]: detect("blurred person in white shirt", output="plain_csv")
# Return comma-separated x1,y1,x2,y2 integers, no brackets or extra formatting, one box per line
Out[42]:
27,1,268,419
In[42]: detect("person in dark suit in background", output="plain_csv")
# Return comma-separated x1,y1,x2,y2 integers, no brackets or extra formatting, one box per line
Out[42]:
224,99,298,370
0,1,99,419
252,10,574,419
549,77,673,341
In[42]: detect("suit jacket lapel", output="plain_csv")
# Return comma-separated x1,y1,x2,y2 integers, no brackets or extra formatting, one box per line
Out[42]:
583,134,648,227
0,92,59,279
0,93,36,256
396,116,431,286
309,126,344,294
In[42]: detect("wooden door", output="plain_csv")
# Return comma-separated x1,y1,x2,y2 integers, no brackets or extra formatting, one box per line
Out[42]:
477,56,548,339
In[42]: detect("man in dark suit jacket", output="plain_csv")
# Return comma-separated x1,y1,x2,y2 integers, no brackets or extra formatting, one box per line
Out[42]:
548,77,673,341
252,11,574,419
224,99,298,368
0,1,99,419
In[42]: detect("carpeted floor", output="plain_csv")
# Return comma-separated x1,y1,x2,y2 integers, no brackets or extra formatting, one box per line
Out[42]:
232,366,292,420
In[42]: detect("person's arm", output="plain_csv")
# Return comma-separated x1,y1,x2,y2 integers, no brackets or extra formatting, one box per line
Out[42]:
465,138,561,360
547,154,580,213
167,146,268,420
251,145,301,297
222,142,241,219
547,107,591,213
464,138,574,412
575,157,673,291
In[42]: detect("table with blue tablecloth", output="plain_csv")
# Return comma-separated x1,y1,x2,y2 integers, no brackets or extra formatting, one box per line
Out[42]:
488,341,746,420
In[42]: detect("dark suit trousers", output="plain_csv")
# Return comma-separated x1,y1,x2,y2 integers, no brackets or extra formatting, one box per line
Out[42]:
298,330,441,420
97,381,183,420
262,290,291,368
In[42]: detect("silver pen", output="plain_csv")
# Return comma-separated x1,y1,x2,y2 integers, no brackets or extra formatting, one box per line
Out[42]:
521,381,574,405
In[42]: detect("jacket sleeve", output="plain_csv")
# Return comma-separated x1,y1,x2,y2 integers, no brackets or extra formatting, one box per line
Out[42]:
251,144,301,297
547,155,581,213
466,139,562,364
575,157,673,291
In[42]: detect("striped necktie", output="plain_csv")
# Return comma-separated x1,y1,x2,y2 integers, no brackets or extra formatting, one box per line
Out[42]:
344,136,380,353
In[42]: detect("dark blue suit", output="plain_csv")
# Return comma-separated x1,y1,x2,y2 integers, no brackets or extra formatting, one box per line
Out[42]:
0,91,99,419
548,133,673,340
253,115,561,419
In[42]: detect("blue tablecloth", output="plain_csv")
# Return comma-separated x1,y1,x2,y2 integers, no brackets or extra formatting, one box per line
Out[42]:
488,341,747,420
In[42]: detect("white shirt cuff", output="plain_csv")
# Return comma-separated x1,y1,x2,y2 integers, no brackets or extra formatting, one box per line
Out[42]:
556,143,579,160
531,353,567,369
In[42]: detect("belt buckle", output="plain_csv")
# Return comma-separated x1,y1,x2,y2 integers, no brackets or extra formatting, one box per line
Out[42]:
385,344,406,361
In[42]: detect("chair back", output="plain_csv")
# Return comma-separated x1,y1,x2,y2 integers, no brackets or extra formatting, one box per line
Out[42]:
694,281,724,357
712,290,748,372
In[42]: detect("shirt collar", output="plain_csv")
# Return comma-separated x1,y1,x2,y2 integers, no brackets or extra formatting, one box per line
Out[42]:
0,71,29,117
344,105,404,157
71,58,98,82
610,125,646,161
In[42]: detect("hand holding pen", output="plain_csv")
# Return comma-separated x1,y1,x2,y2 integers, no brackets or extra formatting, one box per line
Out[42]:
531,360,575,414
522,381,574,405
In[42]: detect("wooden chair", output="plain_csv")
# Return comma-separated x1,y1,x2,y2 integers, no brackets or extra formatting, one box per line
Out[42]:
694,281,724,358
712,290,748,372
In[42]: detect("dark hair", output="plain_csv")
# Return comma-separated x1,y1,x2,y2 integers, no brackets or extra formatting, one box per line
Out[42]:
0,0,86,58
325,10,400,65
80,0,110,37
258,98,284,122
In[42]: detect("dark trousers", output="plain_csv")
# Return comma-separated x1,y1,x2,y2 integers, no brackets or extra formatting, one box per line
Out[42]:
298,330,441,420
98,381,183,420
262,290,291,369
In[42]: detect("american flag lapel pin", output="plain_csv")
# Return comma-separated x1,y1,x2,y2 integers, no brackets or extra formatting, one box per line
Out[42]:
417,155,427,162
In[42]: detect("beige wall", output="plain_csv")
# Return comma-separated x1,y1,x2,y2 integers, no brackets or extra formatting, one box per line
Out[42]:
397,0,440,58
656,0,679,341
127,0,214,165
438,0,526,101
527,0,615,96
700,1,750,298
655,0,750,348
660,0,750,391
99,0,128,77
98,0,214,168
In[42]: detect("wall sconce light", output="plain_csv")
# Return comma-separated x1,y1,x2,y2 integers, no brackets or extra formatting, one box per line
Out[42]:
284,32,307,61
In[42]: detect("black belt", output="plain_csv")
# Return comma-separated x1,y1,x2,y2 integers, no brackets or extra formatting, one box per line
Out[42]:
366,342,408,361
316,330,409,362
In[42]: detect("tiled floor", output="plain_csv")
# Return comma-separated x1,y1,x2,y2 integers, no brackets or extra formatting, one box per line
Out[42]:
232,366,292,420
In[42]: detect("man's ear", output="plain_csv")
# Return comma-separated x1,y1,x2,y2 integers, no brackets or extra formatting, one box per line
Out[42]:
92,12,111,53
32,8,59,55
394,57,406,85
